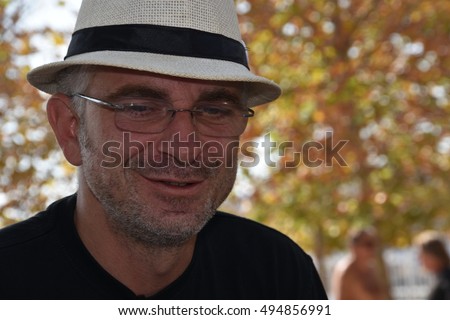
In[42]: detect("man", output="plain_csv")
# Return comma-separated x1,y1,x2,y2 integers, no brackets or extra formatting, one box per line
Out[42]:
331,227,391,299
415,231,450,299
0,0,327,299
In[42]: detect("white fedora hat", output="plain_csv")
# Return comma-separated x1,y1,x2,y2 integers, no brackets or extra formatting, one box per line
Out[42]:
27,0,281,107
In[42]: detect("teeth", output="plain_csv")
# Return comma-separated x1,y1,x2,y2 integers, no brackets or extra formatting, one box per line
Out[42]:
165,181,188,187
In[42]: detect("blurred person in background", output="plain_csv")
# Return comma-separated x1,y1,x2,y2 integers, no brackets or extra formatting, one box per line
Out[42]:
415,230,450,299
331,227,391,299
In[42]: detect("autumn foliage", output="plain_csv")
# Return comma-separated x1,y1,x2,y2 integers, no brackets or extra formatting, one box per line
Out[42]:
232,0,450,257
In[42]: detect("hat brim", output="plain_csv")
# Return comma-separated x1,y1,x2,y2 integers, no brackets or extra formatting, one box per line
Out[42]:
27,51,281,107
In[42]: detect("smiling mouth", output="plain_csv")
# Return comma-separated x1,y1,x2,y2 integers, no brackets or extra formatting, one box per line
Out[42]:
156,178,205,188
134,169,205,189
163,181,190,187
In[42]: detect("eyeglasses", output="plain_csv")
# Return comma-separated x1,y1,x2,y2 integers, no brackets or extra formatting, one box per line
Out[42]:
71,93,254,137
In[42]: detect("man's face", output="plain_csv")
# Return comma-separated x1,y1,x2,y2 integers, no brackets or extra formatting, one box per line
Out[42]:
353,234,377,260
419,251,441,273
76,68,245,247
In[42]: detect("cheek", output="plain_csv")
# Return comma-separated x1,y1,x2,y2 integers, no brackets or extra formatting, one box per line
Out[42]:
82,112,143,169
420,253,435,269
114,132,148,166
200,139,240,168
84,109,119,142
92,112,158,166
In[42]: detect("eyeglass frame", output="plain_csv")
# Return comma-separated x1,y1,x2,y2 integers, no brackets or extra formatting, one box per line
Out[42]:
70,92,255,137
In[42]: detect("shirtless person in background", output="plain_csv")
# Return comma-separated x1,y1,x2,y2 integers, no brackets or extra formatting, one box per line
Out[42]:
331,227,391,299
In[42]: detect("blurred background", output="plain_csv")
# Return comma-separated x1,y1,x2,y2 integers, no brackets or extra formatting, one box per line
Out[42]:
1,0,449,299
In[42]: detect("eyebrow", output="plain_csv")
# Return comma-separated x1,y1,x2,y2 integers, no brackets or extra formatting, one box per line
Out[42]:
197,88,244,106
105,85,169,101
105,84,244,106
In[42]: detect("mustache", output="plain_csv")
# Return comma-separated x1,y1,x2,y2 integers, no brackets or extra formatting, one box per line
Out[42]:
127,153,219,179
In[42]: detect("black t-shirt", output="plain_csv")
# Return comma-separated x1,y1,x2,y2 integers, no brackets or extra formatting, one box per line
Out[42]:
0,195,327,299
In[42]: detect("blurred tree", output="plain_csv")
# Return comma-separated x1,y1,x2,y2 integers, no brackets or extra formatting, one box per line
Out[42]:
0,0,76,226
228,0,450,278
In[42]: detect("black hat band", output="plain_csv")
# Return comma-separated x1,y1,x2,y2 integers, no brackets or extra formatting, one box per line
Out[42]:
65,24,249,69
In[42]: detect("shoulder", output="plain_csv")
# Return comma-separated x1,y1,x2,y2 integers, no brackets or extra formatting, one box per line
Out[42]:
331,256,351,281
197,212,328,299
0,195,85,298
0,211,55,249
0,195,76,250
442,267,450,281
203,211,317,269
208,211,303,250
208,211,291,239
337,258,360,283
331,257,353,284
436,267,450,298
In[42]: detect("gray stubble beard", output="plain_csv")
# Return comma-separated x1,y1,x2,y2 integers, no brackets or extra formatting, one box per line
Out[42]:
77,125,237,248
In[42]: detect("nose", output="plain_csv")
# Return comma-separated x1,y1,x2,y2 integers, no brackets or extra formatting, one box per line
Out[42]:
158,111,202,166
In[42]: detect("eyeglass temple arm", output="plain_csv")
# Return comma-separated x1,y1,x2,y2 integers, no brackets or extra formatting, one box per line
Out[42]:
71,93,125,110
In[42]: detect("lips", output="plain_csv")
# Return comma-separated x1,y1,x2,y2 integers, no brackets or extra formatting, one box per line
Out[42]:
164,181,190,187
139,175,205,192
131,165,211,196
160,180,202,188
158,176,204,185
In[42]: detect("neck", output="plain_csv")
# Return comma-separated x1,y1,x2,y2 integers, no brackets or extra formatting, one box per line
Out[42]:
74,182,196,297
350,254,374,269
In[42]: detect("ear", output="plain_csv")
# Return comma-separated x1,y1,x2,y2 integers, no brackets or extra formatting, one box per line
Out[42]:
47,93,82,166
